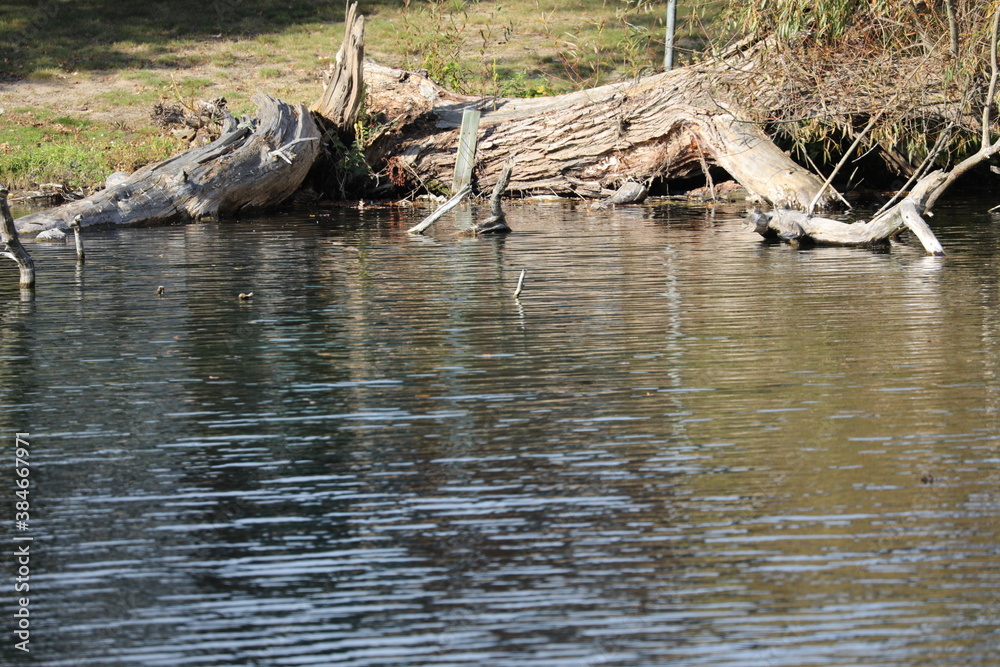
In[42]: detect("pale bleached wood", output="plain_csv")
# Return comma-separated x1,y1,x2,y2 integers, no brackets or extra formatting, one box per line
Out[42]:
311,2,365,129
407,184,472,234
751,171,946,255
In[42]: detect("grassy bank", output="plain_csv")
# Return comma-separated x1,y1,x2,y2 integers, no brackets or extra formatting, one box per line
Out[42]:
0,1,723,193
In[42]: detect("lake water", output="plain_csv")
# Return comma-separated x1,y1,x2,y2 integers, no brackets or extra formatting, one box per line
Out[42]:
2,197,1000,666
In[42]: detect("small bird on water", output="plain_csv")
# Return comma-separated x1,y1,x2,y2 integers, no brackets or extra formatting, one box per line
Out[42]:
157,286,164,296
239,292,253,300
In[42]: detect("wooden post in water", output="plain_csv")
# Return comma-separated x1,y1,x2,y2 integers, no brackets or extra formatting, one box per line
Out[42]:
0,185,35,288
452,108,481,193
70,215,85,264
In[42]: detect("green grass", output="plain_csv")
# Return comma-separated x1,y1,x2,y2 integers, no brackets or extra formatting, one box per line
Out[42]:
0,109,182,190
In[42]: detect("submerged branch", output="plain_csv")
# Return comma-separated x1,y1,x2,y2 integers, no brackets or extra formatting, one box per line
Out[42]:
407,185,472,234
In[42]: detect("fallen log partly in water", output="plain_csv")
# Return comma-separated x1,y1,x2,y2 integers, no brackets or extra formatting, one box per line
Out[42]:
13,2,988,261
362,57,835,210
15,94,321,236
13,3,368,237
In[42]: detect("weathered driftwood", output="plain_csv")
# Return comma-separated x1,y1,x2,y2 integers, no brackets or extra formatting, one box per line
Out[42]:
363,59,833,209
406,184,472,234
1,185,35,287
468,158,514,234
746,171,946,255
514,269,526,298
310,2,365,129
15,94,320,235
13,3,374,236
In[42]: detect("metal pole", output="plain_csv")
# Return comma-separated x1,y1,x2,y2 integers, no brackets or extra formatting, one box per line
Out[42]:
664,0,678,70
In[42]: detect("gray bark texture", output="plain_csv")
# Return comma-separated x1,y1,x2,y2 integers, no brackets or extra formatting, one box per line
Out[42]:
15,94,320,235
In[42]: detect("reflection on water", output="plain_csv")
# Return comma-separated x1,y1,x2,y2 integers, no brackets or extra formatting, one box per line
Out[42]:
2,199,1000,665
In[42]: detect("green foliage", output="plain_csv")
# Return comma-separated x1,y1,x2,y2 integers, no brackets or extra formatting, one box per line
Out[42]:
399,0,475,92
487,65,554,98
322,119,376,199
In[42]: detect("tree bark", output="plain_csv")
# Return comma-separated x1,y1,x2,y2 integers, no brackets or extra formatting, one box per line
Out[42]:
363,61,834,209
15,94,320,235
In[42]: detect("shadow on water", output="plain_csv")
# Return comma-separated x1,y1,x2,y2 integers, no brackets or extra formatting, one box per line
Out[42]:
3,198,1000,665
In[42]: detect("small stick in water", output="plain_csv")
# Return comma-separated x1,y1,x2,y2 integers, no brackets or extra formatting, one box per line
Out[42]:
514,269,526,299
70,214,85,264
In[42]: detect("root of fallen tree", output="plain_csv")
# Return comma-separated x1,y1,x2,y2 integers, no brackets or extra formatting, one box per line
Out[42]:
12,4,367,237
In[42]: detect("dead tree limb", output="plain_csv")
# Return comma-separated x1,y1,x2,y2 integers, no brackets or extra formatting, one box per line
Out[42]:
748,171,947,255
407,184,472,234
469,158,514,234
1,185,35,288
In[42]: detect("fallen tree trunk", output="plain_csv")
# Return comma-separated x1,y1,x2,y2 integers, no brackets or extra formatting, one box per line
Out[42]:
363,60,835,209
15,94,320,235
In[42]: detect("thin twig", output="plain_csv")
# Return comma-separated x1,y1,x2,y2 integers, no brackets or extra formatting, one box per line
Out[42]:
873,121,954,217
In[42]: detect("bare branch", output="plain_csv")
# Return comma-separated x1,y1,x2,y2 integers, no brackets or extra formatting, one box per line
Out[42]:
983,4,1000,149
